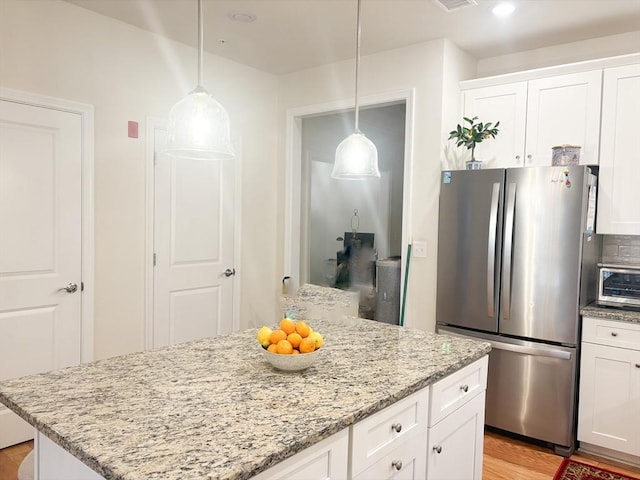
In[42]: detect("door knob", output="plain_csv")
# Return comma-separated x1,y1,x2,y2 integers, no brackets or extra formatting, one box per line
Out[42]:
58,283,78,293
224,268,236,277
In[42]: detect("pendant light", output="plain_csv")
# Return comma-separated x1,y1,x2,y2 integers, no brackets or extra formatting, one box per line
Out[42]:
166,0,234,160
331,0,380,179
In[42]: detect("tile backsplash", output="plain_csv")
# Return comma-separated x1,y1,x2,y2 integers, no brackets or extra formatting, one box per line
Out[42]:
601,235,640,266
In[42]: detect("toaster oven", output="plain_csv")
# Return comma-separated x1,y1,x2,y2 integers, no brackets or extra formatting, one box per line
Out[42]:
597,264,640,308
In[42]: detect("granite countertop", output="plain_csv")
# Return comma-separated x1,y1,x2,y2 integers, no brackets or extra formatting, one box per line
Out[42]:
581,303,640,324
0,316,490,480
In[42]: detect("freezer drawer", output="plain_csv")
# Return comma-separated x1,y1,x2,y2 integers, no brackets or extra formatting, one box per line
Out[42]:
438,326,577,452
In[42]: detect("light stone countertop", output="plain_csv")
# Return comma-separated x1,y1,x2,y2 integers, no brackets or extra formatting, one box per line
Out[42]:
0,316,490,480
581,303,640,324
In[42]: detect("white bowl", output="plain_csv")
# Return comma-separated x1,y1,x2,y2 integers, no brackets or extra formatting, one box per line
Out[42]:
262,348,320,371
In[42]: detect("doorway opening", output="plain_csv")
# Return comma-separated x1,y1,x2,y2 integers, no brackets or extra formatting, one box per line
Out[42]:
285,92,413,325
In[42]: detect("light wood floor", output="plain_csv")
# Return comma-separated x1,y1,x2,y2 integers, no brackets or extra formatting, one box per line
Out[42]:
0,440,32,480
0,430,639,480
483,429,640,480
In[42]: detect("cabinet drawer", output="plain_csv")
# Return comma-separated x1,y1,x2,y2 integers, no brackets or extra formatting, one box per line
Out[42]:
429,356,488,427
352,433,427,480
582,317,640,350
351,389,428,477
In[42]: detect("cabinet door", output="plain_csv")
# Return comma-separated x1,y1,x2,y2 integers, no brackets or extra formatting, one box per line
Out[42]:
462,82,527,168
251,429,349,480
525,70,602,166
578,342,640,456
427,393,485,480
596,63,640,235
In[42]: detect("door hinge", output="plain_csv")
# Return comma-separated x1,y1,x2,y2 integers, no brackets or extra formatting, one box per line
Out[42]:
153,253,157,266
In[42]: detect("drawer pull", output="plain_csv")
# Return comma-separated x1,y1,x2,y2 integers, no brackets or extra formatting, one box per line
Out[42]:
391,460,403,471
611,332,618,337
391,423,402,433
460,384,469,393
636,364,640,368
433,445,443,454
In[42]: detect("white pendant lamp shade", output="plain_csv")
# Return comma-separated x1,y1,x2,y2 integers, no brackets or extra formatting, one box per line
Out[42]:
332,0,380,179
331,131,380,179
165,0,234,160
166,85,234,160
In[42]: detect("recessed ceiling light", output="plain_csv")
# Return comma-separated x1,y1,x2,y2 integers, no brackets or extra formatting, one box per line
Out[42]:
228,12,257,23
492,2,515,16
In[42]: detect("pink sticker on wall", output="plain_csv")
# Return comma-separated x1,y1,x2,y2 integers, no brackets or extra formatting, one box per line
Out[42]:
128,121,139,139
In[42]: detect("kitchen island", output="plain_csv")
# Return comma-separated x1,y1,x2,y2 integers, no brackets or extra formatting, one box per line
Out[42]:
0,316,490,480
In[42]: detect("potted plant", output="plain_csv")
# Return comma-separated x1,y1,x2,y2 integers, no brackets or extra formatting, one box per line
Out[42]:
448,116,500,169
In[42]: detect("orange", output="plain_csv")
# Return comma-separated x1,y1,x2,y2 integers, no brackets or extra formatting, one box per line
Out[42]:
287,332,302,349
295,321,311,338
280,317,296,335
267,343,278,353
276,339,293,354
299,337,315,353
292,349,300,355
269,329,287,345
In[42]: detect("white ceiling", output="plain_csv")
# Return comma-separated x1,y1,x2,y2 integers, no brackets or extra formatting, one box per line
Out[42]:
65,0,640,75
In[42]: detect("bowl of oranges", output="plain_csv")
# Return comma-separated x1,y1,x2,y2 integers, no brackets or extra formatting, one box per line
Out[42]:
257,317,324,371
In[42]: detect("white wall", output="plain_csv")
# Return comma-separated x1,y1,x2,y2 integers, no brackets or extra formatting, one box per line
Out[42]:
277,39,475,332
477,31,640,77
0,0,279,359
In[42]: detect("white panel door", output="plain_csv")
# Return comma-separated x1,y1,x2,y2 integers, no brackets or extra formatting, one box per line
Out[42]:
153,128,235,347
525,70,602,166
0,100,82,448
462,82,527,168
578,342,640,456
596,63,640,235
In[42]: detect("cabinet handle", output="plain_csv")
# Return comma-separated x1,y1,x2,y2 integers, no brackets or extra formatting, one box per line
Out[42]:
460,384,469,393
527,154,532,163
433,445,443,454
391,423,402,433
515,155,521,162
635,363,640,368
391,460,403,471
611,332,618,337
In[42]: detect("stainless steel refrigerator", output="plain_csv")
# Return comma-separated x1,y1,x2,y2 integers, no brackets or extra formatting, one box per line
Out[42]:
436,165,600,456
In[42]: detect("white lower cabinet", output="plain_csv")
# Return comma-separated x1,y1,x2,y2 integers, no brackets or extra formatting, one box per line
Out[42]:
578,318,640,463
252,429,349,480
352,437,426,480
351,389,428,480
426,357,487,480
426,393,485,480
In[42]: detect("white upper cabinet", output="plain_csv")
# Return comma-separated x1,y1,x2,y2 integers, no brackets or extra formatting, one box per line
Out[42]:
525,71,602,166
596,63,640,235
461,70,602,168
462,82,527,168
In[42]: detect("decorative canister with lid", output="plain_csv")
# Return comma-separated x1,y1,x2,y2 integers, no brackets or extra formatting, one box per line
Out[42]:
552,145,581,166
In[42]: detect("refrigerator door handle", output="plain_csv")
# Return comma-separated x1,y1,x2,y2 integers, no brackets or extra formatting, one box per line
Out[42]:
487,182,501,318
502,182,516,320
487,338,572,360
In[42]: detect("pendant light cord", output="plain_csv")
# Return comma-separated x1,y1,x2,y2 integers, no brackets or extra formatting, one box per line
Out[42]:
197,0,204,87
354,0,362,133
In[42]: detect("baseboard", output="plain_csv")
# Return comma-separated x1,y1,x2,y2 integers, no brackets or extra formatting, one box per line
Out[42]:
578,441,640,470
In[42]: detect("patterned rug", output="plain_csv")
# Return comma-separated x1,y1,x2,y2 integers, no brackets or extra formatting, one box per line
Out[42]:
554,459,640,480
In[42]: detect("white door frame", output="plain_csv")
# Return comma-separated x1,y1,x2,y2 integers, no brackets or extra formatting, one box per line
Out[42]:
284,89,415,304
144,117,242,349
0,86,95,363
